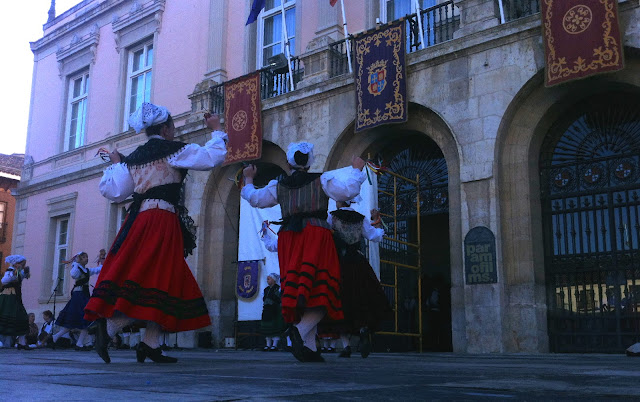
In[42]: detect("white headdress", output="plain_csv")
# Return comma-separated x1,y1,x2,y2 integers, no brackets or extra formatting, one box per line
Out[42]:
5,255,26,266
286,142,315,169
267,272,280,284
345,195,363,204
128,102,170,133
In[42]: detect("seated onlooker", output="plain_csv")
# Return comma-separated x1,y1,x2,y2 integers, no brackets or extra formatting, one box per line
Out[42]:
38,310,55,348
26,313,38,346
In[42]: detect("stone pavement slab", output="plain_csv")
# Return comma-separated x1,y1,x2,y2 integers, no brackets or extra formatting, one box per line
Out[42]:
1,348,639,401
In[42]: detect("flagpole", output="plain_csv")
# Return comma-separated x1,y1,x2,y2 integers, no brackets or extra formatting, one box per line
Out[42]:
279,1,295,90
413,0,425,50
340,0,353,74
497,0,506,24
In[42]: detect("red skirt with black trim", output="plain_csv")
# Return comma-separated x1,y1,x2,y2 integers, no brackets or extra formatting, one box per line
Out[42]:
277,224,343,323
84,209,211,332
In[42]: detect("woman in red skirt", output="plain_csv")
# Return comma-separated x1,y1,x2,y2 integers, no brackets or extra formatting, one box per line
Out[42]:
85,102,229,363
242,142,366,362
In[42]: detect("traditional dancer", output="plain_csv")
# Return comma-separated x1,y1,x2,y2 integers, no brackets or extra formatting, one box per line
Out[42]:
85,102,229,363
329,199,391,358
242,142,366,362
260,273,285,351
53,251,102,350
0,255,32,350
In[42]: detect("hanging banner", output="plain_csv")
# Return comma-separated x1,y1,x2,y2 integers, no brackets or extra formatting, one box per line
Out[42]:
223,72,262,165
541,0,624,87
354,20,407,133
236,260,260,299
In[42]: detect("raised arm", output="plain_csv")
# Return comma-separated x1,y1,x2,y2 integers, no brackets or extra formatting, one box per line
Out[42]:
320,156,366,202
99,163,135,203
167,113,228,170
241,165,279,208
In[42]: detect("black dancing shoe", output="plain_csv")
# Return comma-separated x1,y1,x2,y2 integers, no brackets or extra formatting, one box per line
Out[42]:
302,347,325,362
269,346,278,352
17,344,33,351
359,328,371,358
137,342,178,363
339,346,351,358
285,326,305,362
94,318,111,363
263,346,270,351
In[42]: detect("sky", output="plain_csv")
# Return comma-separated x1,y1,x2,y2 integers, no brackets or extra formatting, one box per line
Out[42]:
0,0,81,155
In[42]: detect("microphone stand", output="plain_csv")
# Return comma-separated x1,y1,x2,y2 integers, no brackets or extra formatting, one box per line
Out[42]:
46,278,64,349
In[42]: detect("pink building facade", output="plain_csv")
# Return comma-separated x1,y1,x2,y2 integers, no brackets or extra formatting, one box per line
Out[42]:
14,0,640,352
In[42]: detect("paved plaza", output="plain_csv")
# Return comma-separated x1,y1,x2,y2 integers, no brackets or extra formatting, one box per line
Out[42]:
1,348,639,401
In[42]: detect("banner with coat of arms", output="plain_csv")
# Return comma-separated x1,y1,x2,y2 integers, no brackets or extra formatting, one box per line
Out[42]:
354,20,407,133
223,72,262,165
236,260,260,299
541,0,624,87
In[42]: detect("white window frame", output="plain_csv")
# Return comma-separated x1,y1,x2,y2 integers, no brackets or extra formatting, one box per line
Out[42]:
53,216,70,296
123,40,154,131
64,71,89,152
380,0,437,23
256,0,296,69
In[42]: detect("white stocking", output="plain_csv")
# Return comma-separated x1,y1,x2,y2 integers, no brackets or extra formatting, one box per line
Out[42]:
53,327,70,343
265,337,273,347
106,314,135,338
294,308,325,352
76,329,89,347
142,321,163,349
340,334,350,348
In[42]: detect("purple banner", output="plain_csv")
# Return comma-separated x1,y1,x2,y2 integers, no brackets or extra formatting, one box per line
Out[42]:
236,260,260,299
354,20,407,133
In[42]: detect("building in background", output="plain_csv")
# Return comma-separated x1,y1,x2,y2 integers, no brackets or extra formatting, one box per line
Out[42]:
0,153,24,267
14,0,640,352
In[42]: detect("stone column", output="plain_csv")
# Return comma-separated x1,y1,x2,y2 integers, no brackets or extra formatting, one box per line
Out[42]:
205,0,228,82
453,0,500,39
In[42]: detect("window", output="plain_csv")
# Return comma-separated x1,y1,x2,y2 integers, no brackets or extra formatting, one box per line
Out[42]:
0,201,6,243
53,217,70,296
258,0,295,68
124,41,153,130
381,0,436,22
64,72,89,151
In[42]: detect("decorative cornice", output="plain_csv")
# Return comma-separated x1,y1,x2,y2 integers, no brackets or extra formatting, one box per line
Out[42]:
32,0,126,54
56,24,100,77
112,0,166,53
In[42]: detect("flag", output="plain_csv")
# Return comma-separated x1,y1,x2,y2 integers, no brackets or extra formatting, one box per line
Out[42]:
541,0,624,87
354,20,407,133
223,73,262,165
246,0,266,25
330,0,338,6
237,260,260,299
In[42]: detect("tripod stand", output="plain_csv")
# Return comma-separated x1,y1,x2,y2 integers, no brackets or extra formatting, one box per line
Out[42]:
46,278,64,349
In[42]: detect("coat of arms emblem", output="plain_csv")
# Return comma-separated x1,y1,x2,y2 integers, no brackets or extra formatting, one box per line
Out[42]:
367,60,388,96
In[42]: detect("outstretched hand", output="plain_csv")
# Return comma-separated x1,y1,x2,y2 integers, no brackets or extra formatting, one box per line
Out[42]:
204,112,222,131
243,164,257,184
352,155,365,170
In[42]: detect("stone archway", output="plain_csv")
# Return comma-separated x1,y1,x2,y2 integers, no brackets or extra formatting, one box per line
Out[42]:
198,141,287,346
497,55,640,353
325,102,466,352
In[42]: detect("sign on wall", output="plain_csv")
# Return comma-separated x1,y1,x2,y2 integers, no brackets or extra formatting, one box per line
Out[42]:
464,226,497,285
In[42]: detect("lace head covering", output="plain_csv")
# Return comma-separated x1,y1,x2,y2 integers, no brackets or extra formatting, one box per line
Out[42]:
267,272,280,284
5,255,26,266
128,102,170,133
345,195,363,205
286,142,315,169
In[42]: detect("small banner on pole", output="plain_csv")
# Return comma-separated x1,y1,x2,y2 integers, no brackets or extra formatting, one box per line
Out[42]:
541,0,624,87
236,260,260,299
223,73,262,165
354,20,407,133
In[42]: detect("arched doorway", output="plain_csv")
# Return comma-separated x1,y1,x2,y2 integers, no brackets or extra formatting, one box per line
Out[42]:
540,92,640,353
374,132,452,352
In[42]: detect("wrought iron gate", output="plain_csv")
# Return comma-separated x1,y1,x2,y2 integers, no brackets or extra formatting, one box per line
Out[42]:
375,146,449,351
540,97,640,353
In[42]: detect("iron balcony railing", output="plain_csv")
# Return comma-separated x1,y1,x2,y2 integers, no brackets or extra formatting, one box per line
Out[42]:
499,0,540,23
209,57,304,114
329,0,460,78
